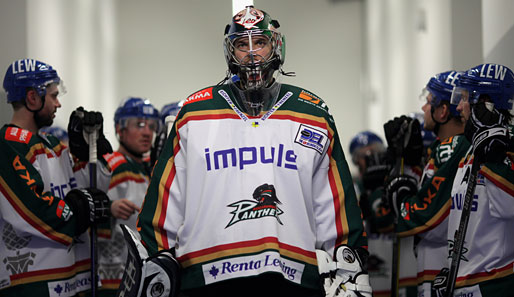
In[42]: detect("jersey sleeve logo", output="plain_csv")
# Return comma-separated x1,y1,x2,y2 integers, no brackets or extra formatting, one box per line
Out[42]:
294,124,328,154
184,87,213,105
103,152,127,171
5,127,32,144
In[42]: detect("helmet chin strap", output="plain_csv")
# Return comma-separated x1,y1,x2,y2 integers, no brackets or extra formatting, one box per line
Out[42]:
430,105,450,135
26,94,49,129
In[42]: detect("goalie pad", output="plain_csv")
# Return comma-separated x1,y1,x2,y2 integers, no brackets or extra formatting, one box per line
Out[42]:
116,224,180,297
316,246,372,297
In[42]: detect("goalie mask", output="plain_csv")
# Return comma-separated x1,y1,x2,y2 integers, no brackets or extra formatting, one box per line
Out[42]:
224,6,285,116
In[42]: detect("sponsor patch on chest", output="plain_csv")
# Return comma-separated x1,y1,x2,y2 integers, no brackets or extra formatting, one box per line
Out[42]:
294,124,328,154
202,251,305,285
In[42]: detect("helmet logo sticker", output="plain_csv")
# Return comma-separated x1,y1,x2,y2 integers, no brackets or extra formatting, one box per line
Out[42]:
225,184,283,228
234,7,264,30
10,59,37,74
479,64,507,80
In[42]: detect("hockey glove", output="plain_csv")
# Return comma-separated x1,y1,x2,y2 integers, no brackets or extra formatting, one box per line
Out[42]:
68,106,113,162
383,175,418,219
464,102,510,164
383,115,423,166
362,151,389,192
431,267,449,297
64,188,111,235
316,246,372,297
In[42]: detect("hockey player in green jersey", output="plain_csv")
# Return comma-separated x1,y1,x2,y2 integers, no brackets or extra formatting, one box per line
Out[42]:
118,6,371,297
349,131,394,297
438,63,514,296
383,70,470,297
0,59,114,296
95,97,161,296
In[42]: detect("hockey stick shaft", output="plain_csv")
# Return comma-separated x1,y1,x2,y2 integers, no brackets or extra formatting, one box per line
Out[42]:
88,129,99,297
445,161,479,297
390,157,403,297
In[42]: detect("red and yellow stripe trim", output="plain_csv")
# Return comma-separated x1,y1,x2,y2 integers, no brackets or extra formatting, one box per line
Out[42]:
397,198,451,237
0,176,72,245
456,261,513,287
9,259,90,286
480,166,514,197
177,236,317,268
109,171,148,189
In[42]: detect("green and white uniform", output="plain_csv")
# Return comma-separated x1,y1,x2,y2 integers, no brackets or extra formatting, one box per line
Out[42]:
395,135,470,296
447,130,514,296
97,152,150,295
137,83,367,292
0,125,110,297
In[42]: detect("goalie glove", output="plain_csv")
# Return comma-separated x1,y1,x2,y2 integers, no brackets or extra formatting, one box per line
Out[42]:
316,245,372,297
116,224,180,297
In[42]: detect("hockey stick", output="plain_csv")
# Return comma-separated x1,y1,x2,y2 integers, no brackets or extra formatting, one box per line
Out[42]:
84,117,100,297
390,157,403,297
444,160,479,297
388,119,414,297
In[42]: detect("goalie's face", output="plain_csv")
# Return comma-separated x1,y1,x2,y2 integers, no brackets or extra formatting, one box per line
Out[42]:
233,34,273,89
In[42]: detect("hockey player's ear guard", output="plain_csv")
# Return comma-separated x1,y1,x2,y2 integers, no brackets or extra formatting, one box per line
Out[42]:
116,224,180,297
316,245,372,297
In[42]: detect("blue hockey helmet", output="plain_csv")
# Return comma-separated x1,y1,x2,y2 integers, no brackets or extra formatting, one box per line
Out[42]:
450,63,514,111
421,70,462,117
349,131,385,165
40,126,69,142
408,112,437,148
160,100,184,122
114,97,161,132
3,59,62,103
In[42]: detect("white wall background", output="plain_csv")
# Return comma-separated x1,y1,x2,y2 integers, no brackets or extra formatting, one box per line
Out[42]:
1,0,513,175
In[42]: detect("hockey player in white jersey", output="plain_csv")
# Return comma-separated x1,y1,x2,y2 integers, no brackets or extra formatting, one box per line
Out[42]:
436,63,514,296
0,59,114,296
118,5,372,297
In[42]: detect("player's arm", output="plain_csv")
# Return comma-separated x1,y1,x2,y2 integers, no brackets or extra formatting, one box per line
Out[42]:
137,107,186,256
0,139,109,245
313,117,371,297
395,136,470,236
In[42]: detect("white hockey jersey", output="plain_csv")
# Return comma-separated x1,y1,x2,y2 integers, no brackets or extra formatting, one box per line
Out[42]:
447,147,514,296
137,83,367,291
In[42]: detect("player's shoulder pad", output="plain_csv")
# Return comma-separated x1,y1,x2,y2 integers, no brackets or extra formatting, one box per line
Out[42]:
282,84,331,115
